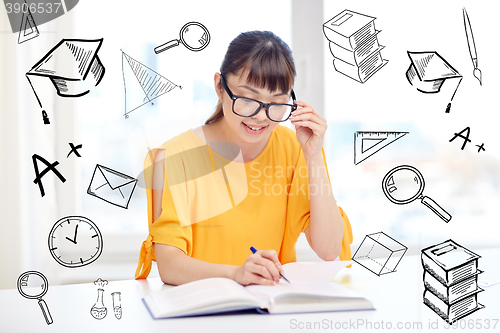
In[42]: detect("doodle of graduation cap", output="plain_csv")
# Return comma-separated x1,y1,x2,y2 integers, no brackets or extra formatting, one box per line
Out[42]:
406,51,462,112
26,39,105,110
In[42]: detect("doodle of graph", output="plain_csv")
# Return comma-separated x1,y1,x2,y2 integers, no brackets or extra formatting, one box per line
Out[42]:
18,1,40,44
121,51,179,118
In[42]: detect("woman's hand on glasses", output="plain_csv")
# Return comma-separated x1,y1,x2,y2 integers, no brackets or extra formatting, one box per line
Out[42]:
289,101,327,161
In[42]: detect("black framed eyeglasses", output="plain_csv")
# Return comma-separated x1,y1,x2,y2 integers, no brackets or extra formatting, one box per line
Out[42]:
220,75,297,122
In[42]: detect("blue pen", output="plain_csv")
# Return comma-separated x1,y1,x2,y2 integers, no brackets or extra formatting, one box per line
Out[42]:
250,246,290,283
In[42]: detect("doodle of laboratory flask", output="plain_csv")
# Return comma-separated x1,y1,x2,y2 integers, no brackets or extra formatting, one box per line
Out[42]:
90,288,107,320
111,292,122,319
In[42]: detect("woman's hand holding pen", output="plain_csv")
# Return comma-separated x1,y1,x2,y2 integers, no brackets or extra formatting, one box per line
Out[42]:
289,101,327,161
231,249,283,286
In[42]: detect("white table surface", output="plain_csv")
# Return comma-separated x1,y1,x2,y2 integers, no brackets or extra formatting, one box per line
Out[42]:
1,248,499,333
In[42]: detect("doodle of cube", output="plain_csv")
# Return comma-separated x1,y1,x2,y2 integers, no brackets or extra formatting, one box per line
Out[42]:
352,232,407,276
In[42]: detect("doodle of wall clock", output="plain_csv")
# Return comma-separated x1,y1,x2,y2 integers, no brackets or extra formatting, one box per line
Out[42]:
48,216,103,268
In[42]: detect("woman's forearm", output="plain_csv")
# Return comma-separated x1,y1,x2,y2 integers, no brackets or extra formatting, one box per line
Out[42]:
306,154,344,260
154,243,237,285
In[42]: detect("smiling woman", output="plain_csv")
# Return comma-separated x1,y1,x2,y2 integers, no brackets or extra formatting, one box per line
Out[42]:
207,70,295,161
135,30,353,287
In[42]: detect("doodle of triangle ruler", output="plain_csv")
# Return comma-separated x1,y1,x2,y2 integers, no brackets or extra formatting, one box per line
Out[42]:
122,51,179,118
18,3,40,44
354,131,408,165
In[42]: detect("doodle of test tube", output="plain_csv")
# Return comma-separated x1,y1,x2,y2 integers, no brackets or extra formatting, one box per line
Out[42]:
111,292,122,319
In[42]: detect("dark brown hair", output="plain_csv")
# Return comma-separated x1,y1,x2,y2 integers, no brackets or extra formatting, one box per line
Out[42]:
205,31,296,124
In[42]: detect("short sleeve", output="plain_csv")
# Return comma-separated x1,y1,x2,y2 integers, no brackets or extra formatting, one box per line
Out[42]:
150,163,193,255
135,148,193,279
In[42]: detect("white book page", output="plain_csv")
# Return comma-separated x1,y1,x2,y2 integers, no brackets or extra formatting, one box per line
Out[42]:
282,260,352,283
147,278,259,317
245,281,364,302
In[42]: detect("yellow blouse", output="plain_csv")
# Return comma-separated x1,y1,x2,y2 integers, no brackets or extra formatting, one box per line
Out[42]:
135,125,353,279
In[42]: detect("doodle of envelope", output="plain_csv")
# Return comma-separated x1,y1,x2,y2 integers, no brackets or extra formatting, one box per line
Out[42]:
406,51,462,94
26,38,105,98
87,165,138,209
165,142,248,227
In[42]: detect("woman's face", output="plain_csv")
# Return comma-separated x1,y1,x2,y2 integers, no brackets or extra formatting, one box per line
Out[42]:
215,71,292,146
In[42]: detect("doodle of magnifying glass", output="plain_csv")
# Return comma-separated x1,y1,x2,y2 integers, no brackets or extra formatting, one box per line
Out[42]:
382,165,452,222
17,271,53,325
154,22,210,54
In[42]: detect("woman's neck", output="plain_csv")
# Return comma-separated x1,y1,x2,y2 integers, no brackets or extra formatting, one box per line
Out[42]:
198,119,270,163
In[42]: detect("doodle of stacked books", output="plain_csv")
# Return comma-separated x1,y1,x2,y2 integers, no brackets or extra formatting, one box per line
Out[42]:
323,9,388,83
421,240,484,324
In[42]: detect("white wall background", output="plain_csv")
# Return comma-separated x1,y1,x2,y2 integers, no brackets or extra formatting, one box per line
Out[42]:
1,0,499,290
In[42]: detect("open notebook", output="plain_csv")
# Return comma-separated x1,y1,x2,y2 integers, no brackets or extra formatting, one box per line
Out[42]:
143,261,374,319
